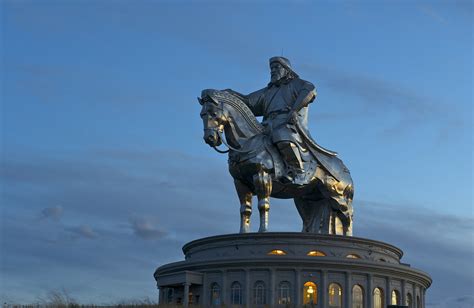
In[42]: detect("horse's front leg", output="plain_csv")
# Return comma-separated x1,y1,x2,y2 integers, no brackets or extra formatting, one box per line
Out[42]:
253,169,272,232
234,179,253,233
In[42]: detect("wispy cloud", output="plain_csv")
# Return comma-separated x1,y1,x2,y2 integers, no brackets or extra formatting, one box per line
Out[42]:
65,225,98,240
355,199,474,299
40,206,63,221
419,5,448,25
2,148,472,303
5,62,164,108
303,63,439,118
130,218,166,240
427,295,474,308
301,63,465,140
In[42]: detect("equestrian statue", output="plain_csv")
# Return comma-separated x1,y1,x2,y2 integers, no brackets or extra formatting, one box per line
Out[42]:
198,57,354,235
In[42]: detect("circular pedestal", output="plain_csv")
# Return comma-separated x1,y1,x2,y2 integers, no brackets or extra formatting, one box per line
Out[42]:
154,233,431,307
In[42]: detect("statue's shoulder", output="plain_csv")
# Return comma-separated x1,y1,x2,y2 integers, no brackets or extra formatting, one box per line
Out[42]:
291,77,316,91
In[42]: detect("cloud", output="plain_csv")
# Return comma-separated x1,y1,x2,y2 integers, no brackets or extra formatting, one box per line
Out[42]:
419,5,448,25
300,63,464,139
6,63,164,108
2,148,472,304
427,295,474,308
355,199,474,301
41,206,63,221
65,225,97,239
303,63,438,116
130,218,166,240
1,147,234,240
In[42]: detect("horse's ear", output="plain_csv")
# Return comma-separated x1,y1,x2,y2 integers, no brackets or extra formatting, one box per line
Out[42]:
197,97,203,105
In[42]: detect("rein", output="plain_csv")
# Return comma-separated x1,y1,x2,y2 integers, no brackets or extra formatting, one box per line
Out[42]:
212,145,229,154
212,129,248,154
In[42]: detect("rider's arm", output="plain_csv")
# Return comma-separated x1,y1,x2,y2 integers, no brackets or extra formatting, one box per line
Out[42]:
291,81,317,114
224,89,246,101
225,88,266,116
246,88,266,116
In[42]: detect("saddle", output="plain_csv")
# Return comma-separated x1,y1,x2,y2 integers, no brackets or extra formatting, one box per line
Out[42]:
230,133,349,187
265,140,317,185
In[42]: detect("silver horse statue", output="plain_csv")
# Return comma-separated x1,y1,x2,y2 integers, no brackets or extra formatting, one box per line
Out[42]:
199,89,354,235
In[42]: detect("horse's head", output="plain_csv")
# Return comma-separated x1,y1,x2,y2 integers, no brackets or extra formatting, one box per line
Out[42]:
198,90,227,147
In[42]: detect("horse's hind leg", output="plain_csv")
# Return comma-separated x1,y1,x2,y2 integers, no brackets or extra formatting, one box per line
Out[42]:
253,169,272,233
325,175,354,236
234,179,253,233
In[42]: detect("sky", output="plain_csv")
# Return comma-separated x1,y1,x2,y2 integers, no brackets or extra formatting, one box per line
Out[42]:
0,0,473,306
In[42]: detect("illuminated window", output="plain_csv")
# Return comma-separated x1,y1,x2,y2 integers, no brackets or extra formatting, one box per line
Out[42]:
391,290,401,305
373,288,384,308
253,281,266,305
352,285,364,308
210,283,221,306
329,283,342,308
307,250,326,257
231,281,242,305
303,281,318,305
346,254,361,259
268,249,287,255
277,281,291,304
406,293,413,308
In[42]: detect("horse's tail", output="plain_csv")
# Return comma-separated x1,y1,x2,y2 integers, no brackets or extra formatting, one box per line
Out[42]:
344,183,354,203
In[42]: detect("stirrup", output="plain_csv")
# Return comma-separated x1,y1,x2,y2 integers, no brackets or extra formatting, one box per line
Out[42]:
292,171,306,185
281,168,305,185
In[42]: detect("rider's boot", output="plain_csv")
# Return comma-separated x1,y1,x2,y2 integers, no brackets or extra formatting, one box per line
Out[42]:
277,142,305,185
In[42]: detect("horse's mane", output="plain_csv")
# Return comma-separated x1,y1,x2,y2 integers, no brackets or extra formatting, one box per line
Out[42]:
208,90,264,134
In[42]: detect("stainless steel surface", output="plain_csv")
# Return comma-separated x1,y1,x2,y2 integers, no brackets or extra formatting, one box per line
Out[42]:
199,57,354,235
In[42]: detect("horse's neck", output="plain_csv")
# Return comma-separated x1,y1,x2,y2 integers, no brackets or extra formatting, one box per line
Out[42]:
224,105,259,148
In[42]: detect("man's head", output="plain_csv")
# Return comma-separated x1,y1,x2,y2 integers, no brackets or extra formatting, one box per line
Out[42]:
269,57,298,83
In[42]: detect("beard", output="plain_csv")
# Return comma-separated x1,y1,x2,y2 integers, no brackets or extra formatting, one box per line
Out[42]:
271,71,286,83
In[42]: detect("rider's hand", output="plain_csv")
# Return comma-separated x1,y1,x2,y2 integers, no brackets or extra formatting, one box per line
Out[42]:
287,111,298,125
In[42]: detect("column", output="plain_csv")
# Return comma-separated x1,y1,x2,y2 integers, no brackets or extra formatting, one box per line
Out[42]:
422,288,426,308
321,270,328,308
401,280,406,306
270,269,276,305
345,272,352,308
295,269,301,306
183,282,191,308
366,274,373,308
412,283,421,308
385,277,391,306
222,270,227,305
413,282,417,308
203,274,208,307
158,287,162,305
245,269,251,308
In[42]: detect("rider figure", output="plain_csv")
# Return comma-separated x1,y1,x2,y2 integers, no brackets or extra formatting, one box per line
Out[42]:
231,57,316,184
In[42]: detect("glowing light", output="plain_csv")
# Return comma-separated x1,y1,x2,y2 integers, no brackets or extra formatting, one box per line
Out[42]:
268,249,287,255
307,250,326,257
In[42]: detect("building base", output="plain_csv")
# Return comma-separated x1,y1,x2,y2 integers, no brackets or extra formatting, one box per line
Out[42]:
154,232,431,307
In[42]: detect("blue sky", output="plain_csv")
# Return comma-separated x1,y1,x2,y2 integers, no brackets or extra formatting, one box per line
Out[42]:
1,0,472,306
